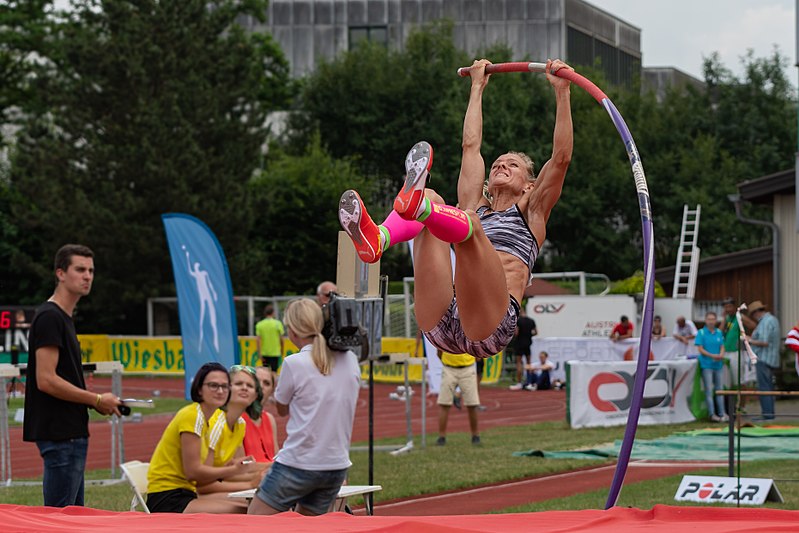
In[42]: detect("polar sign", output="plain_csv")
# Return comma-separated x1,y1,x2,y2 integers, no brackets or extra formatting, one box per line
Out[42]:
675,475,783,505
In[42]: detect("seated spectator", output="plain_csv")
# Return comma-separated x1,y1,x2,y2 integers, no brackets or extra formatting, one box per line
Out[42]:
651,315,666,339
609,315,633,341
524,351,554,391
242,366,279,464
198,365,268,496
146,363,259,514
673,316,698,345
248,298,361,516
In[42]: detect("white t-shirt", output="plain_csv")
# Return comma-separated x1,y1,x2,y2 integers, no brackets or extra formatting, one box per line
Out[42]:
673,320,698,337
273,344,361,470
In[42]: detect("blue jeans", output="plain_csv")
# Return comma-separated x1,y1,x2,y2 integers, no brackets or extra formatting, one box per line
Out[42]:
701,368,725,418
255,461,348,515
36,438,88,507
755,361,776,418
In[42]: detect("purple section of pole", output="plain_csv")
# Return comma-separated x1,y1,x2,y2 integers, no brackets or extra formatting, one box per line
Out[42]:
458,65,656,508
601,100,656,508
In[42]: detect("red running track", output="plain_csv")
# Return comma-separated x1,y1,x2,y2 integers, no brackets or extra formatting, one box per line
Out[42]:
8,376,719,516
7,377,566,479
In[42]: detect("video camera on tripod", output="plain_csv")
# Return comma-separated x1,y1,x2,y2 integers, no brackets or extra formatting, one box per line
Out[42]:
320,292,369,361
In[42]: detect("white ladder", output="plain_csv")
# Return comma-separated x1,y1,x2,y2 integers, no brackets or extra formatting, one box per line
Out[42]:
672,204,701,298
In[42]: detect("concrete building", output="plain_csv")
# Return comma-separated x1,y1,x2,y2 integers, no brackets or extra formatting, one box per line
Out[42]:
243,0,642,87
642,66,705,101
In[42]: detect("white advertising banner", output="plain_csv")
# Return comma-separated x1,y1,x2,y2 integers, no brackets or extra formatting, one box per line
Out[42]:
527,295,637,338
567,359,697,428
532,337,693,383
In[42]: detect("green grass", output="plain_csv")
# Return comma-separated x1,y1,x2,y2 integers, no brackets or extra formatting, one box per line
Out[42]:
4,394,799,512
497,460,799,512
0,470,136,512
344,419,732,503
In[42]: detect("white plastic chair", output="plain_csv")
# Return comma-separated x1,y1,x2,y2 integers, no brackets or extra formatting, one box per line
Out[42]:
120,460,150,513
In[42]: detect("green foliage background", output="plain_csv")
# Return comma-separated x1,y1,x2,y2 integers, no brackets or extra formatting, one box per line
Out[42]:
1,3,796,333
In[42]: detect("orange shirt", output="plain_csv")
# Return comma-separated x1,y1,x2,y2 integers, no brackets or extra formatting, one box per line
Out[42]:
242,412,276,463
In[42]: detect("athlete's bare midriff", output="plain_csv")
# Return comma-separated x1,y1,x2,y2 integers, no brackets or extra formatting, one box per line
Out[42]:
498,250,529,304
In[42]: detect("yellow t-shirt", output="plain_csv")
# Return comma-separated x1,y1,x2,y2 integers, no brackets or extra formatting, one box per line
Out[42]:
441,352,476,367
255,317,284,357
207,410,247,467
147,403,212,494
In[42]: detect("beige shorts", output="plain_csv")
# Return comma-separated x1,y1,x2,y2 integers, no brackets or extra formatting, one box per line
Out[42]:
437,365,480,407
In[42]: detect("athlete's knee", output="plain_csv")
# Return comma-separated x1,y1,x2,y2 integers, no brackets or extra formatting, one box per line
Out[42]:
459,210,485,239
464,209,481,224
423,188,445,204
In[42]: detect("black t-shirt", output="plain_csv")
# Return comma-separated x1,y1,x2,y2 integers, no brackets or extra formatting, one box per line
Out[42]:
513,316,537,355
23,302,89,442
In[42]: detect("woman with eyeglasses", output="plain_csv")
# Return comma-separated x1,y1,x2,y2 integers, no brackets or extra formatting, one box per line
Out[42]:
248,298,361,516
241,366,279,464
146,363,259,513
197,365,268,497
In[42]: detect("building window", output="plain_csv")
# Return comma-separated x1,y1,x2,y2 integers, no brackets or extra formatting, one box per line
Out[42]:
566,26,639,89
348,26,388,49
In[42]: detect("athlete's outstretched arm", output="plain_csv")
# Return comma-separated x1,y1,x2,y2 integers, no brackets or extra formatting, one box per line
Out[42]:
458,59,491,211
527,59,573,243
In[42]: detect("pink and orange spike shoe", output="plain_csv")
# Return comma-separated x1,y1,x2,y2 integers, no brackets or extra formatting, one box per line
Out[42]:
393,141,433,219
338,189,382,264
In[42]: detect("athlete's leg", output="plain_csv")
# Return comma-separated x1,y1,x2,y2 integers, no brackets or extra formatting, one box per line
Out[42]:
381,210,423,248
394,141,474,243
339,190,425,263
412,191,456,332
338,190,383,264
412,198,473,243
452,211,510,341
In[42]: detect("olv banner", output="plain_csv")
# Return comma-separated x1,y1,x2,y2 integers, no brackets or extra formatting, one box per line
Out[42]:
162,214,240,398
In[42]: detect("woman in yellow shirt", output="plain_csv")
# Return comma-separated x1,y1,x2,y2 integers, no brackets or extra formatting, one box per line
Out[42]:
146,362,258,513
198,365,268,496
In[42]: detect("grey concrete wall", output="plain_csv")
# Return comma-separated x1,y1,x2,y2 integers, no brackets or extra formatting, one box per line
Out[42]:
253,0,639,78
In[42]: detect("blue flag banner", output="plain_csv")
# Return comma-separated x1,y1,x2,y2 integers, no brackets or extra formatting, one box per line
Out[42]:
162,214,239,398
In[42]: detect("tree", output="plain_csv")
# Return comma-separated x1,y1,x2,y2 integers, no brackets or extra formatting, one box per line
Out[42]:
290,21,472,202
636,50,795,271
0,1,56,300
289,25,797,282
7,0,291,332
248,134,373,295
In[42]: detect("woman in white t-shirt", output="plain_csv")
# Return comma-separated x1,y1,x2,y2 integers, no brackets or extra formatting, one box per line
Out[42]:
248,298,361,516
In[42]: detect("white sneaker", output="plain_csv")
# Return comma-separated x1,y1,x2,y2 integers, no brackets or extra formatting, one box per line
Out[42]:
710,415,722,422
524,384,536,391
394,141,433,218
720,415,730,423
509,383,523,391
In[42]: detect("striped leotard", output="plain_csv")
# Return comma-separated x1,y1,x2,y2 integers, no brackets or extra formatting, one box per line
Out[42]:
477,205,540,284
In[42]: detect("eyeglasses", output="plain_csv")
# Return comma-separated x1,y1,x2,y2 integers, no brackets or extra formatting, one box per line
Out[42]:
204,382,230,392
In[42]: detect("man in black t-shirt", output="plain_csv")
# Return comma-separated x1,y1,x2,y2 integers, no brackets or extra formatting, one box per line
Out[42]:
509,306,537,390
23,244,121,507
